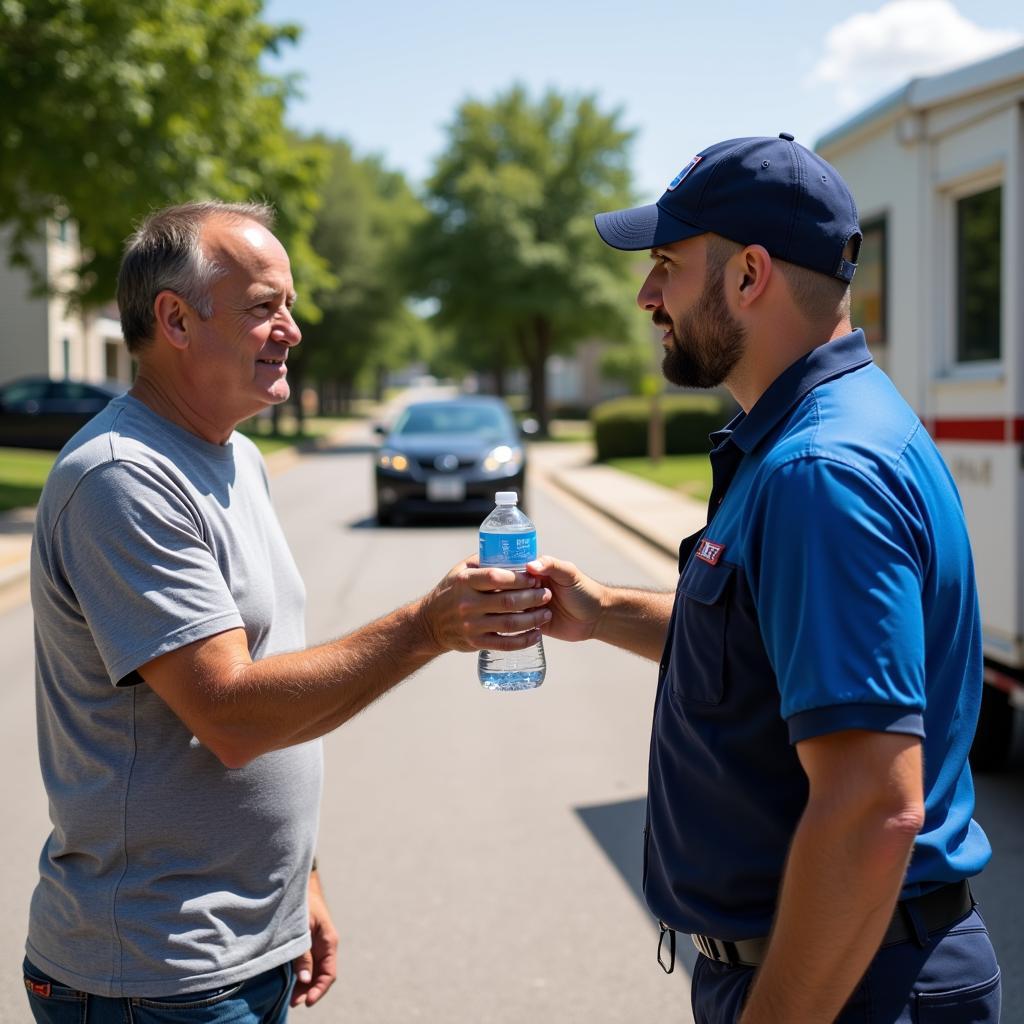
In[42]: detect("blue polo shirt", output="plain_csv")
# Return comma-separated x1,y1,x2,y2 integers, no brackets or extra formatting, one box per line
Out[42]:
645,330,992,940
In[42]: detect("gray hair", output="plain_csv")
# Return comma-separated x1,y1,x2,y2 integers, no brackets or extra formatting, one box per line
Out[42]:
116,200,276,354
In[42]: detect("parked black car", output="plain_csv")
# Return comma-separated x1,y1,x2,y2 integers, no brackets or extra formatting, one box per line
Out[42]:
374,396,529,525
0,376,127,450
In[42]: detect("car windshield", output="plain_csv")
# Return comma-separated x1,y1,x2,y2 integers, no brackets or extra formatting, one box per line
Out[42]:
393,404,509,440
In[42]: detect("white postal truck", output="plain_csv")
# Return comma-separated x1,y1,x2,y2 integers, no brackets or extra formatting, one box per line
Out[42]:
818,46,1024,769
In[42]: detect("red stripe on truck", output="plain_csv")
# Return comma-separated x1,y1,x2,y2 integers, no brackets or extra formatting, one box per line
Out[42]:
930,417,1024,442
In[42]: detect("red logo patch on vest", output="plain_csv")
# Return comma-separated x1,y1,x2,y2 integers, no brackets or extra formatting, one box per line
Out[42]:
695,539,725,566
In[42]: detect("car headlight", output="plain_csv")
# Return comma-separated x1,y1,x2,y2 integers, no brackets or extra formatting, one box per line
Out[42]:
483,445,523,473
377,449,410,473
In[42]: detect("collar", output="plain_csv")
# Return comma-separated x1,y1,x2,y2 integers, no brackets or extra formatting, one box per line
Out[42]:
710,329,873,455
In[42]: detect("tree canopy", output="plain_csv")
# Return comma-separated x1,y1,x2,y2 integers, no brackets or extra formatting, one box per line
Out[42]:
411,85,643,430
293,138,431,409
0,0,330,309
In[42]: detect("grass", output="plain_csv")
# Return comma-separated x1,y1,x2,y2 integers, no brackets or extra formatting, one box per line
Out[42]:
0,417,357,512
606,454,713,503
0,448,58,511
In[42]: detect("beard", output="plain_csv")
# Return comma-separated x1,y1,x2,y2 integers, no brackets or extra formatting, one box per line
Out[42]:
657,258,746,389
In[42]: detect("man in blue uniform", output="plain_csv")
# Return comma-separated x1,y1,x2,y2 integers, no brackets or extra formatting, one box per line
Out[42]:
529,135,1001,1022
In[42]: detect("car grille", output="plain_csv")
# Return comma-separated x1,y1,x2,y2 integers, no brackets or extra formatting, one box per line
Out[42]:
413,455,478,471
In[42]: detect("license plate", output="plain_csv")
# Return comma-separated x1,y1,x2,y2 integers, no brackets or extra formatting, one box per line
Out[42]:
426,476,465,502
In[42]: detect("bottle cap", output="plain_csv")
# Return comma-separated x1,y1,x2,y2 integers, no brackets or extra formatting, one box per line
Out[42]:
495,491,518,505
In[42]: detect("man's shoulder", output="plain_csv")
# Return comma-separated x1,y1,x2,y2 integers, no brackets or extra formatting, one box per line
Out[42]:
761,366,920,480
41,398,187,520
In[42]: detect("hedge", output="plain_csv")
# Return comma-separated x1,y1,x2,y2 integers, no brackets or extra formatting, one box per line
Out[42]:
590,393,733,461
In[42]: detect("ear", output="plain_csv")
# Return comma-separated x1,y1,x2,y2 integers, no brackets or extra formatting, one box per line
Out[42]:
153,291,191,351
733,245,773,309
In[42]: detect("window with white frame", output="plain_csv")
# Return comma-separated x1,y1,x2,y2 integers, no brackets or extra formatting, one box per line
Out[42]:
955,185,1001,364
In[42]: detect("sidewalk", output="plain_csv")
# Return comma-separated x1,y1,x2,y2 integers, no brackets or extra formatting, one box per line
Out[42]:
0,430,704,602
529,440,706,561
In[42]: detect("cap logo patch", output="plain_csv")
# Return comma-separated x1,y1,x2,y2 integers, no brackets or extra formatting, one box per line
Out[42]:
667,155,702,191
695,539,725,566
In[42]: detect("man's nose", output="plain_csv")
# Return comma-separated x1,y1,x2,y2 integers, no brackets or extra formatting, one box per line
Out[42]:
637,268,662,312
273,307,302,347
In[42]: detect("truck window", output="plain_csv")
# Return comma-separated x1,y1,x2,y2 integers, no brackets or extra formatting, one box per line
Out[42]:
956,185,1001,364
851,217,887,367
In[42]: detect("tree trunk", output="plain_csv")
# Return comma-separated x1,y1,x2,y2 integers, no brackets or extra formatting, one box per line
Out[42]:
648,389,664,464
525,316,552,436
270,403,282,435
291,367,306,435
493,347,507,398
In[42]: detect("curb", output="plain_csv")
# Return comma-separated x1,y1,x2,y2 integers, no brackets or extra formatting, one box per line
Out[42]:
542,470,681,562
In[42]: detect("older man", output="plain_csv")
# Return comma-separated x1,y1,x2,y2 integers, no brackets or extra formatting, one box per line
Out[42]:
23,201,550,1022
530,136,1000,1022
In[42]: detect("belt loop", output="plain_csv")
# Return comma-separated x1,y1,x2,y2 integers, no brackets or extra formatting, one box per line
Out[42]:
657,920,676,974
900,898,929,948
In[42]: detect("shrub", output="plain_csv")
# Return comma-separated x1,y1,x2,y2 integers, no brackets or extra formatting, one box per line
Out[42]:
590,393,733,461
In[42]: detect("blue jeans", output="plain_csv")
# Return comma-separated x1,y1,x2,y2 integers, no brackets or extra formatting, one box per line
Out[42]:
22,958,295,1023
690,907,1001,1023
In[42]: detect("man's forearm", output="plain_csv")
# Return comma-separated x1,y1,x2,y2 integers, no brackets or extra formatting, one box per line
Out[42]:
594,587,674,661
201,599,442,765
739,797,919,1023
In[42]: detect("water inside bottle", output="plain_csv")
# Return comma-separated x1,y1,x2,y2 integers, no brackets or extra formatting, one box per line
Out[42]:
477,492,546,691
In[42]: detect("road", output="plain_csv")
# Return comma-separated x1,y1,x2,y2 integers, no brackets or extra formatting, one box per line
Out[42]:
0,429,1021,1022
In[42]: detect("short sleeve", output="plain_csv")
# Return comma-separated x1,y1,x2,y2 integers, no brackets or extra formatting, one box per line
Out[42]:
750,456,926,743
50,461,244,685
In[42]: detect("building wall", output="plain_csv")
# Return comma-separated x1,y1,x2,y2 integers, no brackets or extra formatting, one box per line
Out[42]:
0,228,50,382
0,221,129,385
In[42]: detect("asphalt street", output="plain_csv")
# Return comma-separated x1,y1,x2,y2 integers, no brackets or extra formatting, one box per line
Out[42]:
0,427,1020,1021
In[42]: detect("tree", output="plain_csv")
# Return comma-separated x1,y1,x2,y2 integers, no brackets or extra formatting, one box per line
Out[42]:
294,138,430,415
411,85,642,432
0,0,330,308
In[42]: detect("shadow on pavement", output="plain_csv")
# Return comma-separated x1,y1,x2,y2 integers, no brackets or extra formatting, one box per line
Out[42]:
575,797,697,978
971,715,1024,1021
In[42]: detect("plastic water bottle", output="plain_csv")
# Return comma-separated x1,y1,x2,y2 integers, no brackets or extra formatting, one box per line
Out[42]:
477,491,546,691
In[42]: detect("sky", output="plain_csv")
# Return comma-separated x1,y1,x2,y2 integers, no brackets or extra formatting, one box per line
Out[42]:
262,0,1023,200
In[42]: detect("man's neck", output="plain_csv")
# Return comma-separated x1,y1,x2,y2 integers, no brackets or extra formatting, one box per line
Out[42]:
728,318,852,413
129,371,235,445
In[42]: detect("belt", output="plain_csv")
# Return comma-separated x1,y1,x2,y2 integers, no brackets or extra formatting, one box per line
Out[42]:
668,880,974,972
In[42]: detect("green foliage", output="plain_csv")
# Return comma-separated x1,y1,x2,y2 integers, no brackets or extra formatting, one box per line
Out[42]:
294,138,430,390
0,0,330,306
409,85,642,428
591,393,733,461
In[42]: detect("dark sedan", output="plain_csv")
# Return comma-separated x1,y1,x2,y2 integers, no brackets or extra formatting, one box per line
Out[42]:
374,396,529,525
0,376,127,450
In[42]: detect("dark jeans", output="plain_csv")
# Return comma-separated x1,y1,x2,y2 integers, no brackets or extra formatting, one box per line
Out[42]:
690,907,1001,1023
23,958,295,1023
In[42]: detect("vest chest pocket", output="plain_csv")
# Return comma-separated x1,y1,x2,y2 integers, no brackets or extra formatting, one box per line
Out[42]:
670,556,735,706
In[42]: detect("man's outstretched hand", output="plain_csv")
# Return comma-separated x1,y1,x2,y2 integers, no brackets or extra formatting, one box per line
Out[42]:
525,556,606,643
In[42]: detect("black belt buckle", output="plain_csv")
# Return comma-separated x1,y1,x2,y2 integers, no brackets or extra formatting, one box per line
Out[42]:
657,920,676,974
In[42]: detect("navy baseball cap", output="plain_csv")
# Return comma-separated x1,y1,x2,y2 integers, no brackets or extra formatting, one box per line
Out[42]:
595,133,861,283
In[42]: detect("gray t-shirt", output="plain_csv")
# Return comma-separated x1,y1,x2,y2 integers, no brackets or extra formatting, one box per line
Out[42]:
27,394,322,997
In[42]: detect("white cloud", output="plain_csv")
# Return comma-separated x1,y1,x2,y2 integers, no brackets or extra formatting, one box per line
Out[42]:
809,0,1022,111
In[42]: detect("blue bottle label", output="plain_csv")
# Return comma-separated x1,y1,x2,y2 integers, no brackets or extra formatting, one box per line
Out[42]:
479,530,537,567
